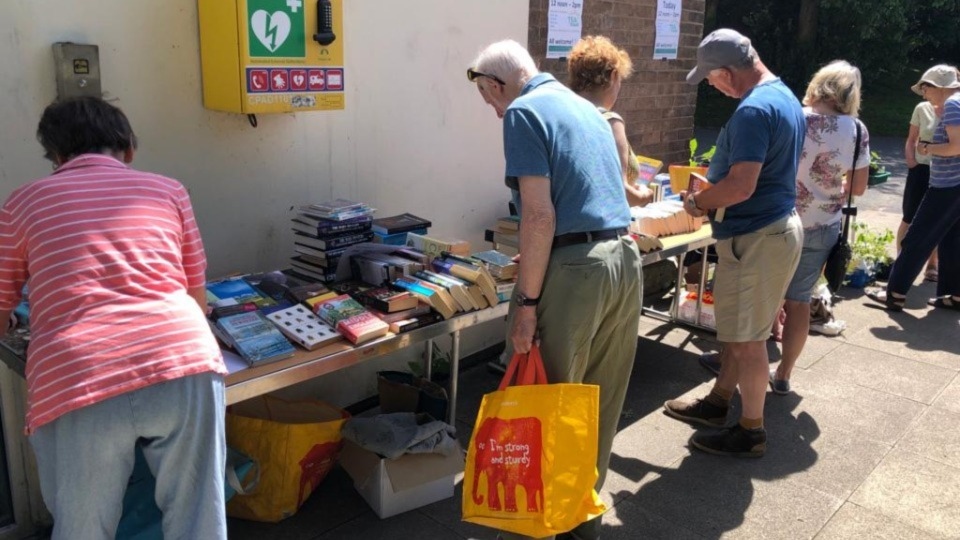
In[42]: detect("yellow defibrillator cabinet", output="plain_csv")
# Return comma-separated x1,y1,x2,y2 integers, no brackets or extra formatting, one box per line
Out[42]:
197,0,344,114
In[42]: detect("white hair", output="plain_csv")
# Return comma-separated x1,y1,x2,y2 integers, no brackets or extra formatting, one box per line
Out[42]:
471,40,539,87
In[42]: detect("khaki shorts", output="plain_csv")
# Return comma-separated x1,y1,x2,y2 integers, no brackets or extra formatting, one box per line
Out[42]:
713,212,803,343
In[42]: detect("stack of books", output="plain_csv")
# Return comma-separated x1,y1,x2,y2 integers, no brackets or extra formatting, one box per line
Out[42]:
484,216,519,256
371,213,432,245
291,199,376,282
470,250,518,280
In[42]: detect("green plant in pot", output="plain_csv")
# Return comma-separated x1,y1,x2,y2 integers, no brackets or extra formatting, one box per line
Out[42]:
689,139,716,166
868,151,891,186
847,222,894,286
408,341,451,383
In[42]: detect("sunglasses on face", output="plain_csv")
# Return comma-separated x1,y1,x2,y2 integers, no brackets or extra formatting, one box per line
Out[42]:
467,68,505,86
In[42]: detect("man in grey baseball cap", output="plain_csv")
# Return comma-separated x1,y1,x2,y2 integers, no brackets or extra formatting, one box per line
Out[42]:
664,28,806,459
686,28,754,85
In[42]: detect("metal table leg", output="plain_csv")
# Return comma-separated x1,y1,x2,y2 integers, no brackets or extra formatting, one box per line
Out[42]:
449,331,461,425
424,338,433,381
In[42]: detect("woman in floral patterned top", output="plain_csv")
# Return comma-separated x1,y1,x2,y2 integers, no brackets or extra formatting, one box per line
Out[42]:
771,61,870,394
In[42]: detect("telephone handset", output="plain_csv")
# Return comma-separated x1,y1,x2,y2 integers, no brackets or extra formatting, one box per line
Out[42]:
313,0,336,46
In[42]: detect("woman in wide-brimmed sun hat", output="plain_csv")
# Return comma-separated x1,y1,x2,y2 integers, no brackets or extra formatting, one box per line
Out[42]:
867,64,960,311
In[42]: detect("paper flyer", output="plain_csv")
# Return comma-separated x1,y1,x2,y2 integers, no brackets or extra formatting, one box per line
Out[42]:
654,0,682,60
546,0,584,59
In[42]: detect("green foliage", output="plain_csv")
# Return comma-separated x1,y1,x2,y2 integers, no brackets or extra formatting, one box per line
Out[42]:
408,342,450,378
688,139,717,166
849,222,894,271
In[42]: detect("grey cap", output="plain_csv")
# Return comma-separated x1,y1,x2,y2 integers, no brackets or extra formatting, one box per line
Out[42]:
686,29,752,85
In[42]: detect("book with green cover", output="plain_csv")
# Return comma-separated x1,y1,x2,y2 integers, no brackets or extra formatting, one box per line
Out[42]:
313,294,368,327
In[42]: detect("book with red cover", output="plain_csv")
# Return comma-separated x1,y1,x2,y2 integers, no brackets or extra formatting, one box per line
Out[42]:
337,312,390,344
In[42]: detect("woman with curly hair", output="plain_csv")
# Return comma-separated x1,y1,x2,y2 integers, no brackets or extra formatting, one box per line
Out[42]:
568,36,653,207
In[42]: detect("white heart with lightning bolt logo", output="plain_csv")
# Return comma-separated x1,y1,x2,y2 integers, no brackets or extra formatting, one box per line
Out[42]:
250,10,291,52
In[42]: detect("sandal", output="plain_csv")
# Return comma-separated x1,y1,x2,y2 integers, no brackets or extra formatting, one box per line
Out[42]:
925,267,939,282
928,296,960,311
865,288,905,312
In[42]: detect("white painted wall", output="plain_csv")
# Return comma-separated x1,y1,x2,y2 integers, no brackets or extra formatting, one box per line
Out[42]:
0,1,526,531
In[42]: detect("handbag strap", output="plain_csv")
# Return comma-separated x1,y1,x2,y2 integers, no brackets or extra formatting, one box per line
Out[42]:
841,121,862,241
498,346,549,389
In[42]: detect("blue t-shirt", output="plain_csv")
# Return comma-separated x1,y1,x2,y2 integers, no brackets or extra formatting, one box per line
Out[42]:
503,73,630,236
707,78,805,239
931,94,960,188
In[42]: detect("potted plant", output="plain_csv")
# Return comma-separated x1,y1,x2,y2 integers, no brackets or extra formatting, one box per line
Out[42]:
668,140,714,195
408,341,451,384
868,151,891,186
845,222,894,287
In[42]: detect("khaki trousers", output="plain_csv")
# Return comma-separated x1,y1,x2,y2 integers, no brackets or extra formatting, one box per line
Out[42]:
500,236,642,540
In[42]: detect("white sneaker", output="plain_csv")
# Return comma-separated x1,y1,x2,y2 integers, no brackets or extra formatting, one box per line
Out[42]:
810,319,846,336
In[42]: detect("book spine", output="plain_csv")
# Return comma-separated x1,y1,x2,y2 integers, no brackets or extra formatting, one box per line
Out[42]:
390,312,443,333
323,231,375,249
315,220,373,237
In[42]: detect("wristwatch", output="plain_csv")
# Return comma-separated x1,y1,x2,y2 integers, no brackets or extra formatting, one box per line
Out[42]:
515,292,540,307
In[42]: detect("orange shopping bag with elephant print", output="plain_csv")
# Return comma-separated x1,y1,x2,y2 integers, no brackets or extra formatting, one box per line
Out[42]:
463,346,606,537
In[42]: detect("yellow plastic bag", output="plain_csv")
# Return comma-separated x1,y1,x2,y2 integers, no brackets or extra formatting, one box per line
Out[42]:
463,347,606,537
226,395,348,522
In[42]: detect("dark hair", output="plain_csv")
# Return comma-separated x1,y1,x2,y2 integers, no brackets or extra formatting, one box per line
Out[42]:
36,96,138,163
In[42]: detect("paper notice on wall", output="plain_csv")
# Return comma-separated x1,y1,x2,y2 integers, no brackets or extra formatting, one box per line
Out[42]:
654,0,682,60
546,0,584,59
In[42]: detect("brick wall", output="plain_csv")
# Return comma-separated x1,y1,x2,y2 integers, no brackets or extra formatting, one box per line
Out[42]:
528,0,705,166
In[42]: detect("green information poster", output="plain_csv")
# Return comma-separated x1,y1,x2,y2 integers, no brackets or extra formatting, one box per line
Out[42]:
247,0,306,58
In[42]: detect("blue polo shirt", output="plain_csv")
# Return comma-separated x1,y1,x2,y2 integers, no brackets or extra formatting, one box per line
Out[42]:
502,73,630,236
707,78,805,239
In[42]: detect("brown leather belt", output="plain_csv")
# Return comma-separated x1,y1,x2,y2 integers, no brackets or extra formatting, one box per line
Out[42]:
552,228,629,249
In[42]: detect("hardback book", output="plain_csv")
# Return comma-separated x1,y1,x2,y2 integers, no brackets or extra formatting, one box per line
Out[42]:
293,213,373,237
354,287,419,313
206,278,277,309
293,243,350,260
372,228,428,246
291,230,374,251
414,270,476,312
471,250,518,280
369,303,431,324
243,270,330,304
497,215,520,231
336,311,390,345
266,305,344,351
215,311,296,365
371,213,433,235
389,312,444,334
358,252,424,278
289,258,338,282
312,294,369,327
392,277,456,320
351,255,397,287
294,252,341,269
404,232,470,261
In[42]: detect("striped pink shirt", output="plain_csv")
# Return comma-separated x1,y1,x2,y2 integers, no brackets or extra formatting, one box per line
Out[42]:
0,154,226,434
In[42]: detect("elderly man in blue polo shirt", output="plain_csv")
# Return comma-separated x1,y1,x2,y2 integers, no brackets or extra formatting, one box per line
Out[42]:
663,29,804,457
469,39,641,539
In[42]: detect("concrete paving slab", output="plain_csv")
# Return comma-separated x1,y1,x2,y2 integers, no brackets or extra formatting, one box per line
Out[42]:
783,368,926,446
931,374,960,415
786,332,845,370
226,466,369,540
627,453,842,539
601,495,706,539
415,480,501,540
804,343,955,404
815,502,941,540
850,447,960,538
314,505,465,540
897,406,960,469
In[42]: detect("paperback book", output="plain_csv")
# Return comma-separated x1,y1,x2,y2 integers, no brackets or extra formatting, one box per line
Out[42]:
470,250,518,280
354,287,419,313
300,199,375,221
206,277,276,309
266,305,344,351
389,312,443,334
215,311,296,365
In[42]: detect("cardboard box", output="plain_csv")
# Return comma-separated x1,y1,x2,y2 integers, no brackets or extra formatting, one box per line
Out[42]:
339,439,464,518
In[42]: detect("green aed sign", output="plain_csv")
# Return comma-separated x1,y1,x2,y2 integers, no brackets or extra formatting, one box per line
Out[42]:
247,0,306,58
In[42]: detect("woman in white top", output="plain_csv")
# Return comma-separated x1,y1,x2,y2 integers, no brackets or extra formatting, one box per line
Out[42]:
901,100,939,281
771,60,869,394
